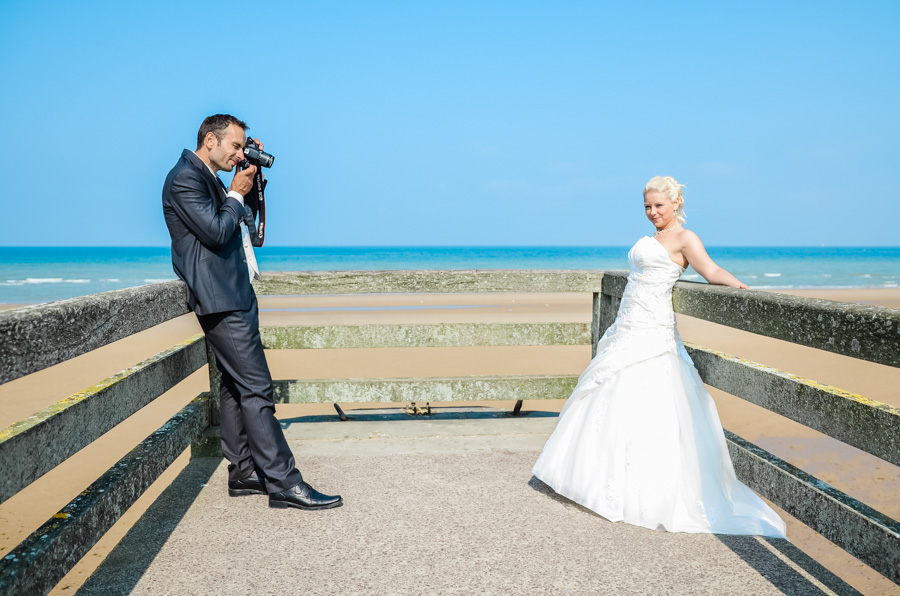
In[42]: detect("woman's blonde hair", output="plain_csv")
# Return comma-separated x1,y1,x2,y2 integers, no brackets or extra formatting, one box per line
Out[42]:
643,176,686,224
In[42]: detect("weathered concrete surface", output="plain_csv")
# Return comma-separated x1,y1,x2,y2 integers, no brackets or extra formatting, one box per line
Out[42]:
272,375,579,404
0,335,206,505
192,409,900,583
601,271,900,367
0,280,190,385
597,272,627,344
82,417,855,596
260,322,592,349
687,343,900,467
254,269,605,295
0,395,208,596
726,430,900,585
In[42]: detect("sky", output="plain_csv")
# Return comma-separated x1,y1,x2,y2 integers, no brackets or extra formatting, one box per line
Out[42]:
1,1,898,247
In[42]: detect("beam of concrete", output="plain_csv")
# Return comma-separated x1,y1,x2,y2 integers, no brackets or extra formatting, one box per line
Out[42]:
0,336,206,504
726,429,900,584
601,271,900,368
271,375,579,404
0,280,190,385
254,269,605,295
260,322,592,349
688,343,900,467
0,395,209,596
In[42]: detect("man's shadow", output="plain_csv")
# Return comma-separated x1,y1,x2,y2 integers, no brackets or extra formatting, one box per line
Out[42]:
77,457,220,595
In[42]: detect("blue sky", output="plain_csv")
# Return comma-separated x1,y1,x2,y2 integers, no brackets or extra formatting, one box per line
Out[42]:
1,1,897,247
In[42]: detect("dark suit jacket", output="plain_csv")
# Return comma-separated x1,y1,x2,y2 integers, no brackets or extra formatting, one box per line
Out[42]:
162,149,253,315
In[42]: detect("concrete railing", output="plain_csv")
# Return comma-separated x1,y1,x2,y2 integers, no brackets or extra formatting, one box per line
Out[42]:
600,271,900,584
1,269,898,593
0,281,211,596
191,270,605,437
0,270,603,595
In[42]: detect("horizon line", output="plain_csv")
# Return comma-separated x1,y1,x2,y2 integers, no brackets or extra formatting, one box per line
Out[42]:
2,244,899,250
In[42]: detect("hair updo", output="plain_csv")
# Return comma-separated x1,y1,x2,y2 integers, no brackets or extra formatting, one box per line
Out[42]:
643,176,686,224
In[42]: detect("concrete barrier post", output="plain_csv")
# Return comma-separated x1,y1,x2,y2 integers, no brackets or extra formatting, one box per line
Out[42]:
596,272,627,352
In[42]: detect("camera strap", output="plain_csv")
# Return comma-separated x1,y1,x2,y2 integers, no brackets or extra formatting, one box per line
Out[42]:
242,168,267,247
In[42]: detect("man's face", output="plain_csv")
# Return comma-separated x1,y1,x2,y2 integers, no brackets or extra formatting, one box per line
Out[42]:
207,123,246,172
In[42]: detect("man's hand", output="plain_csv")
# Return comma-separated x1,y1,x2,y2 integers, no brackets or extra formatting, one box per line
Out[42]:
230,164,257,196
229,137,264,195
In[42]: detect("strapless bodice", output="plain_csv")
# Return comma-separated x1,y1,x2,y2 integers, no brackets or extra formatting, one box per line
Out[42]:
618,236,685,328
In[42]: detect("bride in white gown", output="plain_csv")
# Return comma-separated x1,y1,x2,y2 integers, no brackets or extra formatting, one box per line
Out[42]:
532,176,786,538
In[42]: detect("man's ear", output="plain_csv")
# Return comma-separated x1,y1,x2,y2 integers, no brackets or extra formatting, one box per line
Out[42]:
205,131,217,149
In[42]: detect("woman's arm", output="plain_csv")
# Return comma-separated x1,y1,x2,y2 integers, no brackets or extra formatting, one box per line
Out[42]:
681,230,749,289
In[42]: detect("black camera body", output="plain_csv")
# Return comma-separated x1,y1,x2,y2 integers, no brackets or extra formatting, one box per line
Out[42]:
239,137,271,247
239,137,274,169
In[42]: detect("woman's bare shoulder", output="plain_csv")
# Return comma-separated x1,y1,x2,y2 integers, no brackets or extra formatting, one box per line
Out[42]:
678,228,704,248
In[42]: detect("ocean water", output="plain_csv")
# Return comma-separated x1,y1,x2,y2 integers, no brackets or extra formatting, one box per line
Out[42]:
1,246,898,305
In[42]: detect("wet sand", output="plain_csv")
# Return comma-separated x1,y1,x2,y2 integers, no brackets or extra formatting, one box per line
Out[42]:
1,288,898,594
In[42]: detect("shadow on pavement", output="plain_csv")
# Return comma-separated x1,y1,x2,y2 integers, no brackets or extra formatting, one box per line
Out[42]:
76,457,220,596
278,406,558,427
530,476,859,595
717,535,861,596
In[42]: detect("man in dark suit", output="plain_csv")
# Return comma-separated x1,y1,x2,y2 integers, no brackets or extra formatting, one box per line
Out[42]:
162,114,341,510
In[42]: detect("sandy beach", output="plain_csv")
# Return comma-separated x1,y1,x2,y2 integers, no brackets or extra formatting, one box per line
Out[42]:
1,287,898,594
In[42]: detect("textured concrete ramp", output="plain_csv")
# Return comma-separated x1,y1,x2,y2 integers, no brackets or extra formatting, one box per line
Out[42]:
80,417,855,595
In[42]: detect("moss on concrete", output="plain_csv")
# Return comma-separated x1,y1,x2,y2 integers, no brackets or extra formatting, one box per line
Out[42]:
687,342,900,467
260,323,591,350
0,395,209,596
0,280,191,384
254,270,605,295
600,271,900,368
0,335,206,504
671,280,900,368
271,375,579,404
725,430,900,584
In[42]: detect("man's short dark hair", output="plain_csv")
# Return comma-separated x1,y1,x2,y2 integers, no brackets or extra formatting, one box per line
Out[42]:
196,114,249,149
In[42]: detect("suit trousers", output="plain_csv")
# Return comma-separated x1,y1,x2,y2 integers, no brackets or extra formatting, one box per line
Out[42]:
197,294,303,493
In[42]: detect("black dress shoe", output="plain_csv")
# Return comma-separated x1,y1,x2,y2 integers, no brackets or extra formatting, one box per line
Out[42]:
228,475,267,497
269,482,342,510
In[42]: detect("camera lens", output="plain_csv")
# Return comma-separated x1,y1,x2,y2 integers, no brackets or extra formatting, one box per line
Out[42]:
257,152,274,168
242,146,275,168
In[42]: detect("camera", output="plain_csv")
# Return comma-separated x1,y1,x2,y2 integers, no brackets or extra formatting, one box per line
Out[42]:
239,137,274,169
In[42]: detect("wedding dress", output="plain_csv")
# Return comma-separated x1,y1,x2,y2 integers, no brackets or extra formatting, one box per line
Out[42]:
532,236,786,537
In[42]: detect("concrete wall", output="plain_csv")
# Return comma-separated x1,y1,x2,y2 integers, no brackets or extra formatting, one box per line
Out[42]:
261,323,591,350
0,336,207,504
271,375,579,404
601,271,900,367
254,269,605,295
727,430,900,585
0,280,190,384
4,271,899,591
0,395,209,596
688,343,900,467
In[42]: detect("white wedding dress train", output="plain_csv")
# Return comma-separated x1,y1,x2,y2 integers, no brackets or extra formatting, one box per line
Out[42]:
532,236,786,537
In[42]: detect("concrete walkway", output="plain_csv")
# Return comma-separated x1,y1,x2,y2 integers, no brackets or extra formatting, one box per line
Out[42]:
79,411,857,595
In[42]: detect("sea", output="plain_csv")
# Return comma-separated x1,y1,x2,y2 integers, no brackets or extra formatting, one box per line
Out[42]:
1,246,898,305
